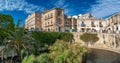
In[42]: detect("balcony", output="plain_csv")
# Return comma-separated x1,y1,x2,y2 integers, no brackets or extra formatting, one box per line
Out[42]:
92,25,95,27
114,23,117,25
99,25,103,27
81,24,86,27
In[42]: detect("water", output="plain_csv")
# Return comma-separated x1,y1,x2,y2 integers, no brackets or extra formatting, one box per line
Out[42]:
87,49,120,63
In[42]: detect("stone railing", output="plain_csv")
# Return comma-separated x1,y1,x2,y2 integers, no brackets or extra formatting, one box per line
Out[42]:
72,32,120,48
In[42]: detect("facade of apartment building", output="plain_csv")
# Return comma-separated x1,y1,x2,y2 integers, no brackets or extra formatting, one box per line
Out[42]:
107,12,120,33
24,8,120,33
77,13,106,32
76,13,107,32
63,15,71,32
65,16,77,32
41,8,65,32
25,12,41,31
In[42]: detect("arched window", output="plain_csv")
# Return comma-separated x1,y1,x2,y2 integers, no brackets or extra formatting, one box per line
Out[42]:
48,28,50,31
91,22,95,27
99,22,103,27
117,26,118,30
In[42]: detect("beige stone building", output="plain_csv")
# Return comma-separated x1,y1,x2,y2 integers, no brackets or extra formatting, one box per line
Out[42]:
41,8,65,32
107,12,120,33
66,16,77,32
25,12,41,31
24,8,120,33
77,13,107,32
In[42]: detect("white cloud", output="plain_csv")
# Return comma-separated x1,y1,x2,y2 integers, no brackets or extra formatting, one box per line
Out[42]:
90,0,120,18
54,0,68,8
0,0,44,13
0,0,73,15
50,0,72,15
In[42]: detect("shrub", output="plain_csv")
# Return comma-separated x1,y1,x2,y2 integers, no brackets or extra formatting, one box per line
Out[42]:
22,40,88,63
22,54,35,63
80,33,99,46
31,32,73,55
32,32,73,45
35,53,50,63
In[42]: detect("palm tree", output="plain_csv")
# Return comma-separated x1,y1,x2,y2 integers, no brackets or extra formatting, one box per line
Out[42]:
1,20,35,62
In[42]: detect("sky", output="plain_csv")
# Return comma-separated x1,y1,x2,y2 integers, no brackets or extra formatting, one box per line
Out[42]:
0,0,120,26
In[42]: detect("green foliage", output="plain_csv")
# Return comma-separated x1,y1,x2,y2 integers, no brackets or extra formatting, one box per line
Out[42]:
0,14,14,30
49,40,88,63
59,32,73,42
1,28,35,62
0,29,8,42
31,32,73,55
32,32,73,45
22,54,35,63
22,40,88,63
80,33,99,45
0,19,36,63
22,53,50,63
0,41,3,45
35,53,50,63
0,14,15,42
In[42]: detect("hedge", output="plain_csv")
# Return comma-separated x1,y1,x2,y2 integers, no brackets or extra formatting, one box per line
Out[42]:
31,32,73,45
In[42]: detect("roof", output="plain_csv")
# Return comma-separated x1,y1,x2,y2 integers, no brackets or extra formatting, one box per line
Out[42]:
43,8,64,14
82,12,92,17
107,11,120,19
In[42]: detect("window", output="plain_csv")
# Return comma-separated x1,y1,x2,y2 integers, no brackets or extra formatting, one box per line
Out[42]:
51,21,52,24
91,22,95,27
31,28,34,31
51,13,53,18
48,14,51,19
48,22,49,25
116,26,118,30
48,28,50,31
57,18,61,24
58,27,61,32
81,21,85,27
45,16,47,20
57,11,62,16
99,22,103,27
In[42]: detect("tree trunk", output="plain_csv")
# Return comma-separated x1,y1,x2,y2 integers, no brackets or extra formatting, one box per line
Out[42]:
16,49,22,62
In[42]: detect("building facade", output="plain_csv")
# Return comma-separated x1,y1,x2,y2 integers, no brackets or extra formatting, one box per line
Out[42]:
41,8,65,32
24,8,120,33
25,12,41,31
76,13,107,33
66,16,77,32
107,12,120,33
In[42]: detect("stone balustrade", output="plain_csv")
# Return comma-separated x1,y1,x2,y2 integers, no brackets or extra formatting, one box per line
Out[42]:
72,32,120,48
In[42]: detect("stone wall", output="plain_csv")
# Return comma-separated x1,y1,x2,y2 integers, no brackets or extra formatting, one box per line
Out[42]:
72,32,120,48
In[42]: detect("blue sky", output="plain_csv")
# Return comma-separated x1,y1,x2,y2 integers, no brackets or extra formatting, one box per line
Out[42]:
0,0,120,26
